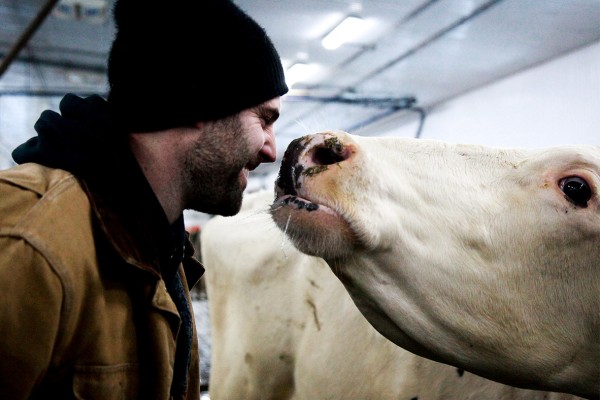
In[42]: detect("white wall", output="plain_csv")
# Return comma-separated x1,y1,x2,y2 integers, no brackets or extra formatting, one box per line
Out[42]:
0,96,61,170
363,40,600,148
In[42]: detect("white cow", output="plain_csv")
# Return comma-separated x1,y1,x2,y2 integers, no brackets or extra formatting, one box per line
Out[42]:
270,131,600,399
202,191,582,400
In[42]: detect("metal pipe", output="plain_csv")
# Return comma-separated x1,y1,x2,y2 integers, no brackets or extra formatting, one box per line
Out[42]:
354,0,504,85
0,53,107,74
285,95,416,109
0,90,101,97
0,0,61,78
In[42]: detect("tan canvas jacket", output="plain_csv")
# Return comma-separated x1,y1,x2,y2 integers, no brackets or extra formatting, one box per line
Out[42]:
0,163,203,399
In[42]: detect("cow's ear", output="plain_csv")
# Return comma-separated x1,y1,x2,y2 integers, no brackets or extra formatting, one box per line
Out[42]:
559,176,592,208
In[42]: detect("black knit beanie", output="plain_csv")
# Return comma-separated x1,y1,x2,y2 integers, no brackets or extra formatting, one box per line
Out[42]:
107,0,288,133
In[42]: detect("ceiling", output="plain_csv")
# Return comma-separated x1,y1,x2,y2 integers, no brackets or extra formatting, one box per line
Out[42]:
1,0,599,179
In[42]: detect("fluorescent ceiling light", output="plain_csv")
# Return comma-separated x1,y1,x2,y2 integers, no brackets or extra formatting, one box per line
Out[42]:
321,16,367,50
285,62,313,87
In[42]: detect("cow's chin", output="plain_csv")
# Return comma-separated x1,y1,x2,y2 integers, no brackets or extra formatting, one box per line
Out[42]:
271,194,356,260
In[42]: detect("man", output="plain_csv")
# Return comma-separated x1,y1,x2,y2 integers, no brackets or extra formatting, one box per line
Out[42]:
0,0,287,398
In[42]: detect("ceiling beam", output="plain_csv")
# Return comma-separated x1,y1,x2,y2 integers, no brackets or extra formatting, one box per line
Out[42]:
0,0,61,78
0,53,107,74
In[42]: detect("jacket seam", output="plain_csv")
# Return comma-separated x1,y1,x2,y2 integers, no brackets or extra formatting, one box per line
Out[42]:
0,230,70,368
0,172,81,367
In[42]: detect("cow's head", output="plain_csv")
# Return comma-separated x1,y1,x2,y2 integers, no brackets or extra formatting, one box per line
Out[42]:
270,130,600,398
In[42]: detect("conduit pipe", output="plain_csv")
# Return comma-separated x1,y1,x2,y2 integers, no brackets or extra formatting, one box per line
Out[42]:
0,0,61,78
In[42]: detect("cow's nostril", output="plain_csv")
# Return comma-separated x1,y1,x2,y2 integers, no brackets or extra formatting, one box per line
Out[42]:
312,145,349,166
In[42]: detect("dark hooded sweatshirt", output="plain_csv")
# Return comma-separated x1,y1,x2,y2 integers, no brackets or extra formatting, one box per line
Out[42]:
11,93,201,398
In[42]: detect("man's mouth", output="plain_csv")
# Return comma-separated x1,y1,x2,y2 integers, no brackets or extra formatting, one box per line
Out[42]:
245,160,261,172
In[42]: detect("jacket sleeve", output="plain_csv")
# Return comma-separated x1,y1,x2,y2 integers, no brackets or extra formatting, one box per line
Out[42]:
0,236,63,400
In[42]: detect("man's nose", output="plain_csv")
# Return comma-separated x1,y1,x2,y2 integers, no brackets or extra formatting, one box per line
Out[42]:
260,131,276,163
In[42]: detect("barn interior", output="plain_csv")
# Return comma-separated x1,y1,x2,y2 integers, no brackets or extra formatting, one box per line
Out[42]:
1,1,598,200
1,1,599,397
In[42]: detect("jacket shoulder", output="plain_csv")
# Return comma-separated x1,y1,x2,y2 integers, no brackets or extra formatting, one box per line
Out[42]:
0,163,94,268
0,163,76,196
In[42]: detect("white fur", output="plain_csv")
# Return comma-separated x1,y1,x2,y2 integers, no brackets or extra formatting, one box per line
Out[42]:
202,191,584,400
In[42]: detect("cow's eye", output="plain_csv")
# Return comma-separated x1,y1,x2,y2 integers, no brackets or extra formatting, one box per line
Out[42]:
559,176,592,208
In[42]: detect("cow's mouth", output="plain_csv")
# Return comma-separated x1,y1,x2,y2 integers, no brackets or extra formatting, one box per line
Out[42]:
270,192,356,259
271,193,340,217
271,149,342,215
272,194,319,212
271,183,359,260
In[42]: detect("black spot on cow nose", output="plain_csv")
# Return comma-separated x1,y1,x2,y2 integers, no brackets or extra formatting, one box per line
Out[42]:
276,137,307,196
313,147,345,165
306,203,319,211
559,176,592,208
311,138,350,166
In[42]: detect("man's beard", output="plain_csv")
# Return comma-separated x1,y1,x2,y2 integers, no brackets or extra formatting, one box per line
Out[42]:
181,115,251,216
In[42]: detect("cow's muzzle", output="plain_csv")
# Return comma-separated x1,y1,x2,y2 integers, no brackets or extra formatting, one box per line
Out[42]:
275,132,352,197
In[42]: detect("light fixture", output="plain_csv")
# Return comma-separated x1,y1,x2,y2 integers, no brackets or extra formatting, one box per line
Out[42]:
285,62,312,87
321,16,367,50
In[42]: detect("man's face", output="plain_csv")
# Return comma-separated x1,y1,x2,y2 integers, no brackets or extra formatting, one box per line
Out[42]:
182,97,281,216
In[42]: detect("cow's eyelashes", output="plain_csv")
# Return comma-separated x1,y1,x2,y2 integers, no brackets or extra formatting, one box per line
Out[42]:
559,176,592,208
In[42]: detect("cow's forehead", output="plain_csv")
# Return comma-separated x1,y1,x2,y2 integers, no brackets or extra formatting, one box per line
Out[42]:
343,136,600,196
359,134,599,165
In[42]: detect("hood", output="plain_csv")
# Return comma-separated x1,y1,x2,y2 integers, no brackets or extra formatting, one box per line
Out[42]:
12,94,127,177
